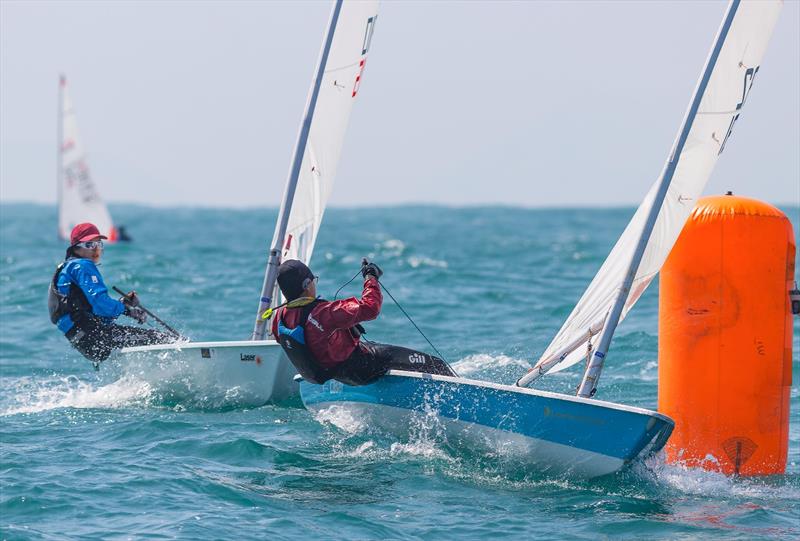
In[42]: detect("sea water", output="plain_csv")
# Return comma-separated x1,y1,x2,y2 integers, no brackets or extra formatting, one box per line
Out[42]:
1,203,798,540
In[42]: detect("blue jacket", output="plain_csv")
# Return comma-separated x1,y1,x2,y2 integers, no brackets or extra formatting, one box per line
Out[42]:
56,258,125,333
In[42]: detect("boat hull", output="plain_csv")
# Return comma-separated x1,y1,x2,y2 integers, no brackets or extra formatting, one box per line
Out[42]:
300,370,674,478
111,340,298,406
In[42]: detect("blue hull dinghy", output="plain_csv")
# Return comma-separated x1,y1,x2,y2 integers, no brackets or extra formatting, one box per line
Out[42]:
298,0,782,478
300,370,674,478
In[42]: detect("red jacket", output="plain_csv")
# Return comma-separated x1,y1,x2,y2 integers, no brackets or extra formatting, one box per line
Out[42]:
272,276,382,368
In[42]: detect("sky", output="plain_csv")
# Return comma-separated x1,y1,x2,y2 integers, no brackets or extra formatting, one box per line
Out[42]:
1,0,798,208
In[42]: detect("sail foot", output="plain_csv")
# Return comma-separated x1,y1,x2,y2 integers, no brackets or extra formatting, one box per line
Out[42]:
517,319,605,388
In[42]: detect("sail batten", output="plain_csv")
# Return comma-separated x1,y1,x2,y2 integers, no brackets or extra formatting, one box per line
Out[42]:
525,0,782,383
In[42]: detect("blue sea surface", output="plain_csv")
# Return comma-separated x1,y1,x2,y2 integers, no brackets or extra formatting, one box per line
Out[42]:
1,203,798,540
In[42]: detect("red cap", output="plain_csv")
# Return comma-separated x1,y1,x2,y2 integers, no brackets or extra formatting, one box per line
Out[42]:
70,223,108,245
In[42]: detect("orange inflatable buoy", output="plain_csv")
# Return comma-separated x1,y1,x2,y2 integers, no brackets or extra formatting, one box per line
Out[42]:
658,194,796,476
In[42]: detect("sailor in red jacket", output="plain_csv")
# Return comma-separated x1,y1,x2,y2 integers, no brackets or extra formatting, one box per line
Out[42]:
271,259,454,386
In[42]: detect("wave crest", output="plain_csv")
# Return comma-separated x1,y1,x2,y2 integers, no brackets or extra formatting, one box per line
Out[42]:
1,374,153,416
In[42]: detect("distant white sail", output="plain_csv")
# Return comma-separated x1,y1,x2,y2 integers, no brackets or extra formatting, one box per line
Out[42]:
58,75,117,242
276,1,378,266
536,0,782,375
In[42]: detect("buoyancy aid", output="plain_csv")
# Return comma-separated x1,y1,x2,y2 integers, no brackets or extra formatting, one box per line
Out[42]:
276,299,336,384
48,261,93,327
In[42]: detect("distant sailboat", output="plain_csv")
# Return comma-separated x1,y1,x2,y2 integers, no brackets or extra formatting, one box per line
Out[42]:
298,0,783,478
57,75,118,242
114,0,380,405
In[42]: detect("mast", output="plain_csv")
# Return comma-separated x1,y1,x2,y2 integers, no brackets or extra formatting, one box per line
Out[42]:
575,0,741,398
57,74,64,239
251,0,344,340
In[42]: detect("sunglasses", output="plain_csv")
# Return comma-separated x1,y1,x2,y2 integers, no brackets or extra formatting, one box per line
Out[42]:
75,240,104,250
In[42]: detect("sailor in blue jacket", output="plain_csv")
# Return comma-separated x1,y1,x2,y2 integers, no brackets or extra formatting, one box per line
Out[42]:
49,223,174,363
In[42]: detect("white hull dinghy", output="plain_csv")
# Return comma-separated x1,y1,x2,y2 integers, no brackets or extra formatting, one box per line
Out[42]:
119,341,296,405
299,0,782,476
111,0,380,406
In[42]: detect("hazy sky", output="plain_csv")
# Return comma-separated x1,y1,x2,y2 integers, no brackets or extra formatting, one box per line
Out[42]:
1,0,798,208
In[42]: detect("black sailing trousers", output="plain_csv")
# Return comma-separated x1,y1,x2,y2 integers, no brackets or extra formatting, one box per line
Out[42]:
65,318,174,363
332,341,456,386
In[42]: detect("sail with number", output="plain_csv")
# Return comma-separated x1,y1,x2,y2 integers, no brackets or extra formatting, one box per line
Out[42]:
276,2,378,266
252,0,379,339
58,75,117,242
531,0,782,378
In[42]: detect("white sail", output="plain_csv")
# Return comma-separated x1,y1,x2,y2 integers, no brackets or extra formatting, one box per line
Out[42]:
277,1,378,266
58,75,117,242
252,0,379,339
535,0,782,376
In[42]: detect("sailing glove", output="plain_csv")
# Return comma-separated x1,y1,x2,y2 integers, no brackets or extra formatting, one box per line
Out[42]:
362,262,383,280
125,305,147,324
120,291,141,307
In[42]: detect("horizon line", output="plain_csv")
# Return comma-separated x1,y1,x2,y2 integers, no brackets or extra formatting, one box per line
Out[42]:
3,199,799,212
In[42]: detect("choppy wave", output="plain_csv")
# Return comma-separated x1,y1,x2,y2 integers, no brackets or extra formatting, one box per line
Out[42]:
2,204,797,540
0,365,275,415
313,404,368,434
452,353,530,376
407,255,448,268
1,374,153,416
641,456,800,501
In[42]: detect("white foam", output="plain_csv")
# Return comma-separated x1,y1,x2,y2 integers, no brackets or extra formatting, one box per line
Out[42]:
640,454,800,500
390,398,454,462
1,374,153,416
407,256,447,268
453,353,530,376
353,440,376,455
313,404,368,434
637,359,658,381
389,439,451,461
381,239,406,256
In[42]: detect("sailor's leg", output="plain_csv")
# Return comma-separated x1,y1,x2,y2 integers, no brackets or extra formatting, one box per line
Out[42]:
365,342,456,377
332,345,391,386
108,325,175,349
66,321,114,362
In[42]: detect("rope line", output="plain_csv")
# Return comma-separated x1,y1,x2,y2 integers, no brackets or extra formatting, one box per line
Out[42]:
376,280,449,364
332,267,451,366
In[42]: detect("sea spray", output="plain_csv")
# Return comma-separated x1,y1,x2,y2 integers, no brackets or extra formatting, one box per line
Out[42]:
1,374,153,416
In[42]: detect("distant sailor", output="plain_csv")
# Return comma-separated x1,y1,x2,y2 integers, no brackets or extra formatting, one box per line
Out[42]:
117,225,132,242
48,222,175,363
272,259,455,386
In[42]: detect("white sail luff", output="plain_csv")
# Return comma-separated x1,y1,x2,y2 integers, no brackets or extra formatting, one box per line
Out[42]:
58,75,116,242
574,0,744,398
278,3,378,266
251,0,343,340
532,0,782,380
251,0,379,339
